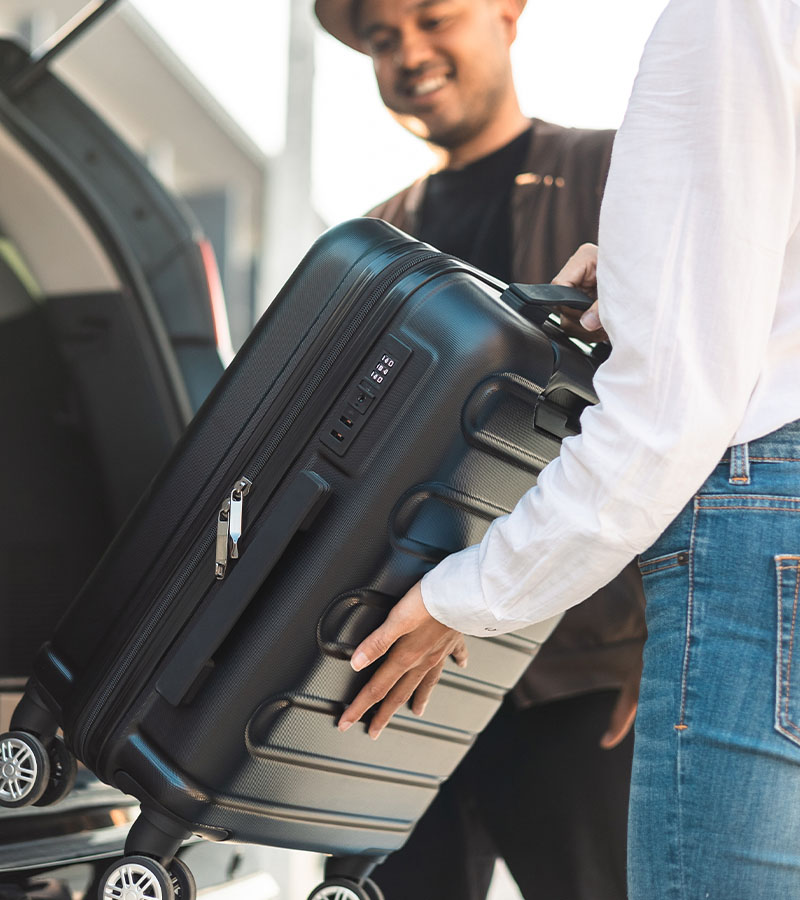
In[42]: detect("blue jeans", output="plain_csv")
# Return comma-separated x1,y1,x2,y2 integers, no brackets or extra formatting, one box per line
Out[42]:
629,419,800,899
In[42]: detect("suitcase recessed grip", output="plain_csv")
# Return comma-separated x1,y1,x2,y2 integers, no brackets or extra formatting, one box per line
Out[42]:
156,470,330,706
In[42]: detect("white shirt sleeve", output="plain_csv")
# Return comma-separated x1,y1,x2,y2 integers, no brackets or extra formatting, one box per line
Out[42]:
421,0,799,636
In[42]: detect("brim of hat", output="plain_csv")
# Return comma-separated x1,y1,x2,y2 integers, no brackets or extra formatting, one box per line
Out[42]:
314,0,527,54
315,0,365,52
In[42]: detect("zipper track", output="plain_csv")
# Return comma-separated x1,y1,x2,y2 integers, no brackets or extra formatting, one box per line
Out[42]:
75,249,441,763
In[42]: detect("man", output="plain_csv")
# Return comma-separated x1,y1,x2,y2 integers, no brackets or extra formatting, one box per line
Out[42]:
314,2,645,898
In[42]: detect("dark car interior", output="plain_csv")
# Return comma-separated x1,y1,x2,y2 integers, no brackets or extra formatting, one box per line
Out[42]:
0,253,111,678
0,35,227,687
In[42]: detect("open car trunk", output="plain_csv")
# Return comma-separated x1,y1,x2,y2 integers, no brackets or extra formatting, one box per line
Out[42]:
0,24,227,683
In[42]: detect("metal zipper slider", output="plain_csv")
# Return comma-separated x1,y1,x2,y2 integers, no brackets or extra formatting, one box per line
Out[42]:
215,500,231,580
228,477,253,560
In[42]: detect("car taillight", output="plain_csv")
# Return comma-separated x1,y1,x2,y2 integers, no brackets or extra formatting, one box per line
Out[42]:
198,237,235,367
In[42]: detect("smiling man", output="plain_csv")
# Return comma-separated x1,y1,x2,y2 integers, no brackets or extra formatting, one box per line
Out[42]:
314,1,645,898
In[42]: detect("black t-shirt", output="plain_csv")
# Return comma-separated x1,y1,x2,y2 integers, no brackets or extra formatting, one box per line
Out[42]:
418,128,531,283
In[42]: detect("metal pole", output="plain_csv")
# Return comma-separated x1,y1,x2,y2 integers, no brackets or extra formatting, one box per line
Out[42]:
6,0,123,98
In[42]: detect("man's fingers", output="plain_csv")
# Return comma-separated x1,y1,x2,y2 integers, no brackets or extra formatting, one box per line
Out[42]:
551,242,599,293
557,303,608,343
601,653,643,749
600,676,640,749
411,660,446,717
600,696,638,749
579,300,601,332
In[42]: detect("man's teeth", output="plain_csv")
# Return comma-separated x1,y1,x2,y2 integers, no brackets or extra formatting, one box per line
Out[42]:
411,76,448,96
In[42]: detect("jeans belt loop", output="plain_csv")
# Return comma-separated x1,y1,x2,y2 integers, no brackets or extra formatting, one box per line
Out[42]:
729,441,751,485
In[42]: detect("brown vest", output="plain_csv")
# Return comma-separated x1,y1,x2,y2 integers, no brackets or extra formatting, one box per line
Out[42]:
369,120,646,705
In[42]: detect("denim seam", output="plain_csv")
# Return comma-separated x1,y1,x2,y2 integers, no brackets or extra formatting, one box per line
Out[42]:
641,560,683,576
777,562,785,741
697,494,800,505
775,558,800,747
639,551,690,575
781,560,800,737
676,504,698,730
697,494,800,511
785,565,799,732
675,731,688,900
719,456,800,463
699,504,800,512
639,550,683,567
702,493,800,500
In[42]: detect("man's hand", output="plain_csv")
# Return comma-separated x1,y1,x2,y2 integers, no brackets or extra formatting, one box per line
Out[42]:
337,581,468,740
551,243,608,343
600,651,643,749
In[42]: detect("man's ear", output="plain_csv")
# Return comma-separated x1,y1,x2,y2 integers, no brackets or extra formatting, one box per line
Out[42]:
493,0,522,46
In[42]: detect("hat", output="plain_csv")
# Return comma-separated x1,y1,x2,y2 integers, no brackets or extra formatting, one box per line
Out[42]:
314,0,527,54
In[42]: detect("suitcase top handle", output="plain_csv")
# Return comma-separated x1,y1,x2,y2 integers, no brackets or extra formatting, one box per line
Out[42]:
501,283,594,326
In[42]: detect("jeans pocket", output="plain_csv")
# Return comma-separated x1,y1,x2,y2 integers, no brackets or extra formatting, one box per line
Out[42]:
638,549,692,727
775,555,800,747
638,549,690,577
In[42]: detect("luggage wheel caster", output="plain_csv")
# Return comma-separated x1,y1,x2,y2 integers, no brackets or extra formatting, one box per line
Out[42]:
167,857,196,900
0,730,51,808
34,736,78,807
98,854,197,900
307,877,383,900
362,879,384,900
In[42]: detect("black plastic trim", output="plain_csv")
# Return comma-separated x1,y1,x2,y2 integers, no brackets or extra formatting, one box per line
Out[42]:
155,470,330,707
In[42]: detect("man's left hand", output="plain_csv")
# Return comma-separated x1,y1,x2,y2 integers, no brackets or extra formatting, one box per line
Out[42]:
600,652,642,749
337,581,468,740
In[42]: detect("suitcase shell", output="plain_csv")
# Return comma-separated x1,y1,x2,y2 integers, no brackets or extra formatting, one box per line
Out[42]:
15,218,597,858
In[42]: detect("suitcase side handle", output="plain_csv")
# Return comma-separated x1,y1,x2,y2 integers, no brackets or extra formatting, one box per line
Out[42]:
156,470,330,707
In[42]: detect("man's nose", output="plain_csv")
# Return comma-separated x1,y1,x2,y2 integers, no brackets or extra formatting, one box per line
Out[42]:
394,28,435,71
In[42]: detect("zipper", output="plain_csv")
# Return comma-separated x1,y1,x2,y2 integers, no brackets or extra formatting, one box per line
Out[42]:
74,247,443,763
215,477,252,579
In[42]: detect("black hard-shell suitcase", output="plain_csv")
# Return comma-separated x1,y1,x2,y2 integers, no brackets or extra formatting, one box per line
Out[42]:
1,219,598,898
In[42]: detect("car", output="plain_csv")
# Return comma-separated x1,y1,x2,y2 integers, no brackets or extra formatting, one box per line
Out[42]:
0,4,295,896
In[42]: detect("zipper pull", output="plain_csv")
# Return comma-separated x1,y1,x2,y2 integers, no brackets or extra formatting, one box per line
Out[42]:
228,477,253,560
215,499,231,580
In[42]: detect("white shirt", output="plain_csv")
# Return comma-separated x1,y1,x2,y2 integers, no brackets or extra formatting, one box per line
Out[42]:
421,0,800,637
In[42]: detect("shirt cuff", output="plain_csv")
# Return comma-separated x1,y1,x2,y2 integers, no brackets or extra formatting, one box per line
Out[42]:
421,544,514,637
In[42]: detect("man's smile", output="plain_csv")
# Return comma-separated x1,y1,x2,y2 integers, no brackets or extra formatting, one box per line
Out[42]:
409,74,449,96
398,68,454,102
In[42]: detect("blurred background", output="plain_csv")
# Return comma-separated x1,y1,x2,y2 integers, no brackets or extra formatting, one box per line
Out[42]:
0,0,666,348
0,1,667,896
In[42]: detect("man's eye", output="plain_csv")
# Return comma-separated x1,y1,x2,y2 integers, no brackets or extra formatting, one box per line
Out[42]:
368,35,395,55
421,15,450,30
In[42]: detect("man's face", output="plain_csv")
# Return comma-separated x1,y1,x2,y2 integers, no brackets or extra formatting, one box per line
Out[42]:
356,0,517,149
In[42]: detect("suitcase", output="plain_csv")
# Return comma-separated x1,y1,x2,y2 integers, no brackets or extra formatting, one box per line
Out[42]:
0,218,598,900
